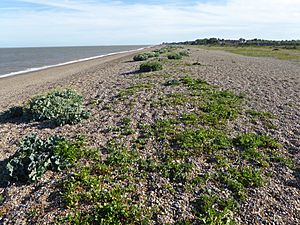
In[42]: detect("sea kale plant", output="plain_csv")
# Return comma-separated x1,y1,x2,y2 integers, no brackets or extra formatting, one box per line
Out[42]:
133,52,159,61
6,134,85,182
139,61,163,72
25,89,90,125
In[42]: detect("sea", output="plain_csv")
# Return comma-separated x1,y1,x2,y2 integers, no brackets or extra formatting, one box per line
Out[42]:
0,45,149,78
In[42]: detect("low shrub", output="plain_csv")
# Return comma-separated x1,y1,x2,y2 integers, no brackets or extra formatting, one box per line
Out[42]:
154,48,167,54
6,134,85,182
179,50,190,56
167,53,183,60
133,53,149,61
154,46,179,54
25,89,90,125
133,52,159,61
164,79,182,86
139,61,163,72
148,52,160,57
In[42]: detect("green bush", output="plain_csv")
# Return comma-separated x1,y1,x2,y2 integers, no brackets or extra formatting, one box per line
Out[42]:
167,53,183,60
133,52,159,61
25,89,90,126
133,53,149,61
179,50,190,57
147,52,159,58
154,48,167,54
6,134,85,182
139,61,163,72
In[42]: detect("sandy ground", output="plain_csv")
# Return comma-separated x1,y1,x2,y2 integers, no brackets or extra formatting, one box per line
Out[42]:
0,46,299,224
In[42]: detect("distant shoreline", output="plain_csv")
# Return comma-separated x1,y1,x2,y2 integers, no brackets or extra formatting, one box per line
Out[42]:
0,46,153,79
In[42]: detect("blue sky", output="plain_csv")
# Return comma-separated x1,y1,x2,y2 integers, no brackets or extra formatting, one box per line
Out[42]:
0,0,299,47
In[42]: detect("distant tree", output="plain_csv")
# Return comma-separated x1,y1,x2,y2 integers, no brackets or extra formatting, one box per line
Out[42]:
207,38,219,44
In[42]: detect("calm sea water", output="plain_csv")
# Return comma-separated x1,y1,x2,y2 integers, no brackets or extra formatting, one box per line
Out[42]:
0,45,148,78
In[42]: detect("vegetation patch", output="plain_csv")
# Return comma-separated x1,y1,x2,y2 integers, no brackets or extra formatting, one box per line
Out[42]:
193,191,237,224
246,110,276,129
199,45,300,61
218,166,264,200
234,133,281,150
159,76,243,125
25,89,90,126
179,50,190,57
139,61,163,72
133,52,159,61
246,110,275,120
154,46,181,54
161,93,190,106
117,83,153,99
0,194,5,205
174,128,232,154
201,90,244,124
234,133,284,167
6,134,86,182
140,159,193,183
167,53,183,60
60,141,150,224
163,79,182,86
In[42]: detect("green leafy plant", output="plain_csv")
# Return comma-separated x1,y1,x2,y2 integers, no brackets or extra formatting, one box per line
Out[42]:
219,166,264,200
167,53,183,60
202,90,244,124
193,191,236,224
0,194,5,205
63,200,145,225
139,61,163,72
234,133,281,150
59,140,150,224
163,79,182,86
174,129,232,154
180,76,212,90
25,89,90,126
246,110,275,119
6,134,85,182
179,50,190,57
159,161,193,183
133,52,159,61
117,83,153,99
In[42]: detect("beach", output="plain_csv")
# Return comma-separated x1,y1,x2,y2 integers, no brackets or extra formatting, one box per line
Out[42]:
0,46,299,224
0,48,153,108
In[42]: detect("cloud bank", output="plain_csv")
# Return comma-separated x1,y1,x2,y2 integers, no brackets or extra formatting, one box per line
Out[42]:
0,0,299,47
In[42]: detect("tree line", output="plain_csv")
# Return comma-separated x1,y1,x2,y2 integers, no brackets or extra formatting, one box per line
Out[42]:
167,38,300,47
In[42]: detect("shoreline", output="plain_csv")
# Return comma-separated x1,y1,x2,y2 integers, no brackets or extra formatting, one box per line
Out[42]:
0,46,156,106
0,46,153,79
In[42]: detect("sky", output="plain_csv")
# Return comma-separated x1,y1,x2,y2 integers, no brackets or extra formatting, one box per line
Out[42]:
0,0,299,47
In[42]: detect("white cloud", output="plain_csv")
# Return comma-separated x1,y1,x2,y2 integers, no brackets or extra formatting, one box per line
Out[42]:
0,0,299,47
